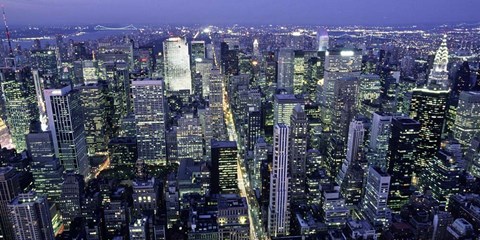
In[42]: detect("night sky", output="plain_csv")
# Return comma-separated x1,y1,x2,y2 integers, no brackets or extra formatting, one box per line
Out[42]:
4,0,480,26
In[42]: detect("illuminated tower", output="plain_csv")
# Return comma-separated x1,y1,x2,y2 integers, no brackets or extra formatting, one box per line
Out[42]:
268,124,290,237
427,36,449,91
0,67,37,152
163,37,192,93
453,91,480,149
320,48,362,131
253,39,260,57
277,48,295,93
317,27,329,52
44,85,90,177
387,117,420,212
132,79,167,166
289,105,308,205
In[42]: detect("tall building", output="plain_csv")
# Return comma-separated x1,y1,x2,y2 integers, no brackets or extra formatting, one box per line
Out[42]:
361,166,391,230
453,91,480,149
367,112,395,170
253,39,260,57
268,124,290,237
320,48,362,130
8,192,54,240
273,94,304,126
427,36,450,91
387,117,421,211
252,138,268,192
293,50,305,95
26,132,63,202
316,27,329,52
276,48,295,93
1,67,37,152
132,79,167,166
163,37,192,93
289,105,308,205
208,69,226,140
337,119,366,185
410,88,449,180
331,76,359,143
211,141,238,194
423,147,461,204
0,167,21,240
176,114,203,162
247,107,262,152
321,185,349,229
59,172,85,230
190,40,206,61
44,85,90,177
77,84,109,158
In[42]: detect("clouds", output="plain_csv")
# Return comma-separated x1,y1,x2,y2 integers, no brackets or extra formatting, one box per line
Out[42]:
3,0,480,26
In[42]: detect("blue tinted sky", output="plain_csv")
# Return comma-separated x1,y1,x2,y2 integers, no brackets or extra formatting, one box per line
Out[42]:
4,0,480,26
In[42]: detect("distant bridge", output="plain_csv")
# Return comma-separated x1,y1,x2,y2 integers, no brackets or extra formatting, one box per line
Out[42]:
94,24,138,31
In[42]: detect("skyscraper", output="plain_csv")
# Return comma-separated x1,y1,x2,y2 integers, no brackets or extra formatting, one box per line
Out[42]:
268,124,290,237
59,172,85,230
211,141,238,194
208,69,226,140
387,117,421,211
367,112,395,170
361,166,391,230
132,79,167,166
453,91,480,149
44,85,90,177
316,27,329,52
8,192,54,240
273,94,304,126
289,104,308,205
77,83,109,158
276,48,295,93
190,40,206,61
337,119,366,185
176,114,203,162
247,107,262,152
0,167,20,240
163,37,192,93
0,67,37,152
26,131,63,202
320,48,362,131
410,88,449,176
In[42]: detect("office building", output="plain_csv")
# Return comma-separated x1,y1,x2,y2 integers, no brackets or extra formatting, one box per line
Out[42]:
8,192,54,240
77,84,109,158
0,167,21,240
163,37,192,93
176,114,203,162
59,172,85,230
44,85,90,177
320,48,362,130
274,94,304,126
208,69,226,140
268,124,290,237
361,166,391,230
453,91,480,149
387,117,421,211
277,48,295,93
26,132,63,202
289,104,308,205
211,141,238,194
1,67,37,152
317,28,329,52
132,79,167,166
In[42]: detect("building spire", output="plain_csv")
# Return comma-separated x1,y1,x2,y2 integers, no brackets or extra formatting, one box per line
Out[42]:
427,35,449,91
